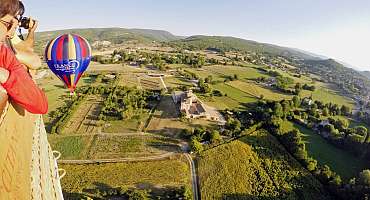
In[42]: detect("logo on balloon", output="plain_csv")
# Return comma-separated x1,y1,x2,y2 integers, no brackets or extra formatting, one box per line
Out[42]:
53,60,80,73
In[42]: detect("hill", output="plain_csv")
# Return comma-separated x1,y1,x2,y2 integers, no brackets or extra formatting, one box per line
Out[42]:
364,71,370,80
168,35,321,60
301,59,370,95
34,27,182,53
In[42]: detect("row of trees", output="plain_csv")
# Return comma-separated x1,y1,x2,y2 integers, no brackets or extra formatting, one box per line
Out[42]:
233,96,370,199
49,95,86,134
69,186,191,200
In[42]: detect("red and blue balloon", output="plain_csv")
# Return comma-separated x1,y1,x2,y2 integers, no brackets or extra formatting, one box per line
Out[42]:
45,34,92,93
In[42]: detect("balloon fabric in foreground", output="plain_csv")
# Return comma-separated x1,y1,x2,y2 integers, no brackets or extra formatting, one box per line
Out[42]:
45,34,92,93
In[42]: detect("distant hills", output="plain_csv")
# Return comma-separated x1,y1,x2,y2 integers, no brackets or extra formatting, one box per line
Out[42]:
34,27,364,77
34,27,370,95
35,28,321,60
34,28,182,53
168,35,322,60
364,71,370,79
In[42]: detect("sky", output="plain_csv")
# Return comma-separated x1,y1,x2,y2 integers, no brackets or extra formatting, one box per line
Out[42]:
23,0,370,71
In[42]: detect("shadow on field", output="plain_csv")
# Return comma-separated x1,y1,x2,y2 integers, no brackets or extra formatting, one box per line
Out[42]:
63,182,188,200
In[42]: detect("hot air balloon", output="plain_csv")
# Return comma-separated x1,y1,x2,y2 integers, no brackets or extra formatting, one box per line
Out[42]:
45,34,92,94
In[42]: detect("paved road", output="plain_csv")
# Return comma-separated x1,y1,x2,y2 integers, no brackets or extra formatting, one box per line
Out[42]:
185,153,200,200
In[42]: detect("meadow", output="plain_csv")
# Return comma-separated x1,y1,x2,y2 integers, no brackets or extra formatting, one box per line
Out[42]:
280,120,369,180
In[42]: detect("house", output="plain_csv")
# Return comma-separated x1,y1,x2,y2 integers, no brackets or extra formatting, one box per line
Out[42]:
172,90,226,124
302,97,313,106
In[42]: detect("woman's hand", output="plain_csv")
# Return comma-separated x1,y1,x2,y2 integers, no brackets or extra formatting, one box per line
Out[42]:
0,68,9,84
13,17,41,70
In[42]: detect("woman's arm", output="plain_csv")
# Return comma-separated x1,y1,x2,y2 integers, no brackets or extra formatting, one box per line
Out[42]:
0,45,48,114
12,19,42,70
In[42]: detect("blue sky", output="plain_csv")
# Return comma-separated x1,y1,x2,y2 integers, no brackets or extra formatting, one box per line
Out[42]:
23,0,370,71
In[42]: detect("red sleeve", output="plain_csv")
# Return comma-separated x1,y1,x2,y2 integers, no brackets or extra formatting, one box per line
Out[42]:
0,45,48,114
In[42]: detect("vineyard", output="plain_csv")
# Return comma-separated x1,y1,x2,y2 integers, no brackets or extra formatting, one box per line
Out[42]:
198,129,333,200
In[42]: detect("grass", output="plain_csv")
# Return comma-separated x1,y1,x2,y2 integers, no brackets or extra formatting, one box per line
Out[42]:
60,156,190,195
198,95,241,110
198,129,332,200
198,140,277,199
301,83,355,109
88,135,179,159
103,111,150,133
281,120,369,180
227,80,292,101
213,83,257,104
48,135,92,159
204,65,268,80
164,76,193,89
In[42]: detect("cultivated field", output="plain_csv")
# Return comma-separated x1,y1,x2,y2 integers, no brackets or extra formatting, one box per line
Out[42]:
48,135,92,160
198,129,332,200
63,96,103,135
87,135,180,159
60,156,191,198
227,80,292,100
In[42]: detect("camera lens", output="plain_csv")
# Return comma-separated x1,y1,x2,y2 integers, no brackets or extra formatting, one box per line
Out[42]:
19,17,33,29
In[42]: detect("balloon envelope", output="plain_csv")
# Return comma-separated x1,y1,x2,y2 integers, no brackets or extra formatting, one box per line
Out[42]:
45,34,92,93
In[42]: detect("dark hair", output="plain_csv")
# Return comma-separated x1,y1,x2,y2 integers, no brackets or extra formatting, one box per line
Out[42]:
0,0,21,18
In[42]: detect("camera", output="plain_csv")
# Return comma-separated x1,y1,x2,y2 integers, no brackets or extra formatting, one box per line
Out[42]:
19,17,35,29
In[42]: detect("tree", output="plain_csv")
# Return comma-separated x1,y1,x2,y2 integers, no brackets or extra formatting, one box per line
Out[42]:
292,96,301,108
341,105,351,116
355,126,368,138
205,75,213,83
273,102,283,118
359,169,370,186
128,189,150,200
306,158,317,171
322,107,329,117
190,137,203,153
210,130,222,144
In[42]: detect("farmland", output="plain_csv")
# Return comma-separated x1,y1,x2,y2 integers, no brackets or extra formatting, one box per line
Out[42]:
37,27,369,200
198,129,333,200
60,156,191,199
280,120,369,180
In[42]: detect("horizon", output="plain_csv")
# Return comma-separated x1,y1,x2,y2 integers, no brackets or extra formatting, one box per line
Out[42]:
23,0,370,71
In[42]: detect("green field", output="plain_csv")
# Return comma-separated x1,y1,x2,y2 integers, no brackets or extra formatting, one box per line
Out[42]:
88,135,179,159
60,157,190,197
48,135,92,160
103,111,151,133
204,65,268,80
164,76,193,89
281,120,369,179
198,129,332,200
198,95,241,110
213,83,257,104
301,83,355,109
227,80,292,100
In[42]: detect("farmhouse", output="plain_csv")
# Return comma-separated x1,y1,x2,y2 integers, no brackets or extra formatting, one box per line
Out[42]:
172,90,226,124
